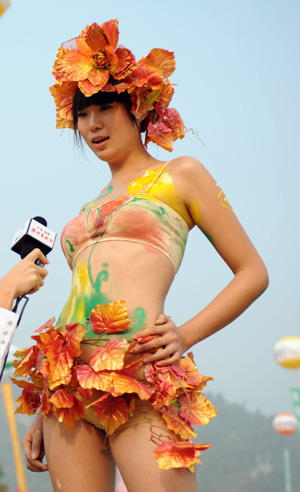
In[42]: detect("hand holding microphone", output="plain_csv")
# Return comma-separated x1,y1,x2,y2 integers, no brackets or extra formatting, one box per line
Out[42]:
10,216,57,311
0,249,49,311
0,217,56,380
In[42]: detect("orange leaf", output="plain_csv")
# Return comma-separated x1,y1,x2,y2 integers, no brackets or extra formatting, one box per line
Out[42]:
33,329,65,358
144,363,159,384
179,391,218,426
151,355,211,390
154,81,174,117
13,346,39,377
30,372,44,389
121,357,145,376
34,316,56,333
153,440,212,472
176,356,213,389
89,338,129,371
65,322,88,357
94,395,129,435
161,405,196,440
146,121,173,152
10,378,38,391
137,49,175,80
150,381,177,409
41,382,52,415
77,365,113,392
49,81,78,129
13,381,41,416
48,349,74,391
90,301,130,334
50,389,75,409
50,391,84,432
77,387,94,400
109,372,154,400
38,358,50,379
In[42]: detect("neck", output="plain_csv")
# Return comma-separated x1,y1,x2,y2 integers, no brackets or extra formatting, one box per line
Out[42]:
107,144,160,179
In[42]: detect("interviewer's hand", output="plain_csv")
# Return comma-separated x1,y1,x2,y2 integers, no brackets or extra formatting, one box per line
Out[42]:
21,414,48,472
131,314,186,366
0,249,49,310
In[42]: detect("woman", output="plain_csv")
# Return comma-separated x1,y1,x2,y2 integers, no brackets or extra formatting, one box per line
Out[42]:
14,20,268,492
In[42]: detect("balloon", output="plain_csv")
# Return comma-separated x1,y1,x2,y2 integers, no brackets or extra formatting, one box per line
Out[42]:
274,336,300,369
0,0,11,17
273,413,298,435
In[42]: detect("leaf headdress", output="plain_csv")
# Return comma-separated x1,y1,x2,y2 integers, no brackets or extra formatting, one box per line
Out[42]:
50,19,185,151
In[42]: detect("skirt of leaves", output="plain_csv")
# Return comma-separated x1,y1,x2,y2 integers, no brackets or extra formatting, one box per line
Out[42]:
12,305,217,471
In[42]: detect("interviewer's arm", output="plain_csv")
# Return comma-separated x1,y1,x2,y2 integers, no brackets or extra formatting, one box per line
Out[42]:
0,249,49,374
0,249,49,310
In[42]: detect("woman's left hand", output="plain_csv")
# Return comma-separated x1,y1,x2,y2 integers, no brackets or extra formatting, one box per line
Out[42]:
131,314,186,366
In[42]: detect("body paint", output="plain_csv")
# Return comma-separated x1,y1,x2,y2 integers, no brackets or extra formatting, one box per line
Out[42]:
203,230,214,245
81,185,113,212
215,183,233,211
133,307,147,331
59,164,189,334
88,245,109,294
57,260,111,336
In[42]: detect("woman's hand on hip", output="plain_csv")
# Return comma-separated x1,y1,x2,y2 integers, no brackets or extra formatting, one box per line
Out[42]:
131,314,186,366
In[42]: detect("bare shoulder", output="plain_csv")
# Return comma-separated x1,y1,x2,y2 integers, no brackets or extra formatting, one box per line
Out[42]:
167,156,216,192
167,155,205,172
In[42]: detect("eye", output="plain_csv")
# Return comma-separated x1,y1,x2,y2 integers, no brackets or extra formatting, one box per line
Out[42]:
100,104,112,112
77,111,87,118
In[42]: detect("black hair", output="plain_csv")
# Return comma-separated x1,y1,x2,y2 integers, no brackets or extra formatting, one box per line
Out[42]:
72,88,137,131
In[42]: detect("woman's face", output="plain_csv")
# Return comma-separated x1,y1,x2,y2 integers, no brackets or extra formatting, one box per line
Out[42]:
76,101,140,163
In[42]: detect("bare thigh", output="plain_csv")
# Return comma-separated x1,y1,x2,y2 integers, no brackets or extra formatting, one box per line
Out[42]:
43,413,115,492
109,418,199,492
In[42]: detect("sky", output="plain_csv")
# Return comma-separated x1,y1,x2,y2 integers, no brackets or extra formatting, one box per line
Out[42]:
0,0,299,419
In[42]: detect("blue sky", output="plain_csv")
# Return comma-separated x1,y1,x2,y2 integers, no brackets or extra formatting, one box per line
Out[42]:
0,0,299,417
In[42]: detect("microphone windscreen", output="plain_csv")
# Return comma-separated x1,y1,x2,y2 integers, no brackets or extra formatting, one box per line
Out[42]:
33,216,47,227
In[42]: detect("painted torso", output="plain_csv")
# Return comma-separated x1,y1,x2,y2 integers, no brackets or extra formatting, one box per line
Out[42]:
57,163,189,339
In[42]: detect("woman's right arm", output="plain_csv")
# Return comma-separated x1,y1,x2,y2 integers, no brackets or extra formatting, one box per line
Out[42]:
21,414,48,472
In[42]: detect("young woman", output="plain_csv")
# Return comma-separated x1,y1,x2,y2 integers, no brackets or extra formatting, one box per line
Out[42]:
14,20,268,492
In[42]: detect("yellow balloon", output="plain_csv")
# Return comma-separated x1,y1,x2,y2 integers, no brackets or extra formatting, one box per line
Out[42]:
274,336,300,369
0,0,11,17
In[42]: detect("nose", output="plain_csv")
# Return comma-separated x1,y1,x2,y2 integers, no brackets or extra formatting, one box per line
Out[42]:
88,107,103,131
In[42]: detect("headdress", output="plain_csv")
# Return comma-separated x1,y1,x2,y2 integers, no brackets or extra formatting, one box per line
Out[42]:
50,19,185,151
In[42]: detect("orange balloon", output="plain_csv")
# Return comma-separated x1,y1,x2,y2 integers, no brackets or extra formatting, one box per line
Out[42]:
273,413,298,435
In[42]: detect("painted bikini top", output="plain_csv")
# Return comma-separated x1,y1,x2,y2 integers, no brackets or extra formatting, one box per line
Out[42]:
61,163,189,272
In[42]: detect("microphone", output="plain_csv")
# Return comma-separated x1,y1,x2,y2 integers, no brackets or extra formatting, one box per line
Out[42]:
0,217,57,376
11,216,57,262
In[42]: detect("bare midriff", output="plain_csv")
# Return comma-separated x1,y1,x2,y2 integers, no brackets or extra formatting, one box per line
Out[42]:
58,240,176,357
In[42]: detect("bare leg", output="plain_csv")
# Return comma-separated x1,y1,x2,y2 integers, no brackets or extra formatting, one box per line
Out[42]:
43,413,115,492
109,419,198,492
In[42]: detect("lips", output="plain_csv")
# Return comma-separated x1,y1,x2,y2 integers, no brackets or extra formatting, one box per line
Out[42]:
92,136,109,144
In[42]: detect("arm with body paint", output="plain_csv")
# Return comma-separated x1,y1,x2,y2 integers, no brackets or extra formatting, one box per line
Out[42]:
132,157,269,366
